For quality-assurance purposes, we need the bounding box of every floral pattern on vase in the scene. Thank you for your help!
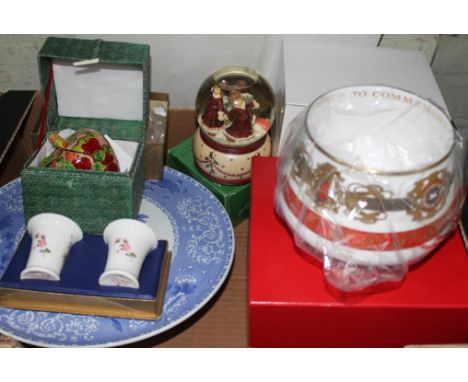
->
[33,233,51,254]
[114,238,137,258]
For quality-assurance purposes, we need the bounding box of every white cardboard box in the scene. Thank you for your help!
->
[273,41,448,153]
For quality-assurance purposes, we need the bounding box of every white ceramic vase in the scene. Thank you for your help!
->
[99,219,158,289]
[20,213,83,281]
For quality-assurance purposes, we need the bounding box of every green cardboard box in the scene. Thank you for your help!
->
[167,136,250,225]
[21,37,150,234]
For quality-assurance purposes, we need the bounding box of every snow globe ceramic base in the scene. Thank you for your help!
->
[21,213,83,281]
[99,219,158,289]
[193,66,275,185]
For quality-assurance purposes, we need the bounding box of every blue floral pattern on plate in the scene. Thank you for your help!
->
[0,167,234,347]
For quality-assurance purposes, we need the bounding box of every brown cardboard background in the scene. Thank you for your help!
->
[0,91,41,187]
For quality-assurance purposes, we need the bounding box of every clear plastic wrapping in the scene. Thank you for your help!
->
[275,86,467,292]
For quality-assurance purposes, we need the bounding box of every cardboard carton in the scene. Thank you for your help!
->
[275,42,448,153]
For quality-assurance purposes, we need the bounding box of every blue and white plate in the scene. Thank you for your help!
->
[0,167,235,347]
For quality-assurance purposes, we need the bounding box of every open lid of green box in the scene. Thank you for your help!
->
[38,37,150,141]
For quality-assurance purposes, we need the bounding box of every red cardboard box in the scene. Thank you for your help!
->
[248,157,468,347]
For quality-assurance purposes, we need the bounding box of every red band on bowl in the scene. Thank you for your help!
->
[282,183,459,251]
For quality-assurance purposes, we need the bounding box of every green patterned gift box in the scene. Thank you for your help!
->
[21,37,150,234]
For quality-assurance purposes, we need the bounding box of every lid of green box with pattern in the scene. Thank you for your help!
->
[38,37,150,141]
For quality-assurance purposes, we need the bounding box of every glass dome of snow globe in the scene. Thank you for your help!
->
[193,66,276,185]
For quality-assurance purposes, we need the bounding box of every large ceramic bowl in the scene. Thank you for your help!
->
[276,85,466,267]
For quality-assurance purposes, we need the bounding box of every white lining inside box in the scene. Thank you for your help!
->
[28,59,145,172]
[52,60,144,121]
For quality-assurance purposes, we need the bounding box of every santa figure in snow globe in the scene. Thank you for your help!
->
[193,66,275,185]
[199,85,226,132]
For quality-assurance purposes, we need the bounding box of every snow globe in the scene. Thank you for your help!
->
[193,66,275,185]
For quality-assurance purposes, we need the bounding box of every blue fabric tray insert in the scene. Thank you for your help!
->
[0,233,167,300]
